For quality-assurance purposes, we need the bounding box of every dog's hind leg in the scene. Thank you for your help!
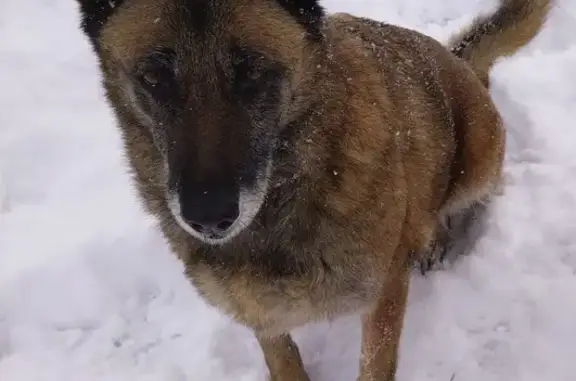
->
[415,67,506,274]
[416,197,492,274]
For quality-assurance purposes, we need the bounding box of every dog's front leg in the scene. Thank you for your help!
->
[357,256,411,381]
[257,333,311,381]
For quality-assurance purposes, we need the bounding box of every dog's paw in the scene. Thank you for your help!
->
[410,239,449,276]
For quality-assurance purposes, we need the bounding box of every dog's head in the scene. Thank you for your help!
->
[75,0,325,245]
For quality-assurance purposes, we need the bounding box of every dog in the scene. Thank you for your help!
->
[73,0,551,379]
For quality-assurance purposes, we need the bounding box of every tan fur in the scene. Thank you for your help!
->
[88,0,552,379]
[449,0,552,85]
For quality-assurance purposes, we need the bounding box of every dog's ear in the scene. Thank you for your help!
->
[275,0,325,40]
[74,0,124,46]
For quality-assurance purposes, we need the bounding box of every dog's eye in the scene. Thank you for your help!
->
[134,49,176,98]
[141,70,161,87]
[138,66,173,91]
[231,48,282,101]
[235,65,266,97]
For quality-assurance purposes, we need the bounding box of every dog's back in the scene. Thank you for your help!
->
[324,0,550,267]
[318,15,499,262]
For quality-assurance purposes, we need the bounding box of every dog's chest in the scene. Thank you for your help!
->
[188,245,386,336]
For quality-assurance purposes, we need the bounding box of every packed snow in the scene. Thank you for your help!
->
[1,0,575,380]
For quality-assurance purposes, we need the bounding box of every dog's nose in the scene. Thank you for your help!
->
[178,183,240,237]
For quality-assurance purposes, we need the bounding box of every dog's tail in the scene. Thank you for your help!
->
[449,0,552,86]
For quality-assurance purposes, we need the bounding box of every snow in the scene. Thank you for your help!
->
[1,0,575,380]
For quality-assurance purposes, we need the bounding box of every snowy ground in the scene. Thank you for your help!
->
[1,0,576,380]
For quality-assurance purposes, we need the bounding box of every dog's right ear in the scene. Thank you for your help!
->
[74,0,125,47]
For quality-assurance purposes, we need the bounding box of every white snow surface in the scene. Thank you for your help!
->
[1,0,576,380]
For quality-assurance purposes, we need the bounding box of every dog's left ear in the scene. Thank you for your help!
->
[275,0,325,40]
[74,0,125,47]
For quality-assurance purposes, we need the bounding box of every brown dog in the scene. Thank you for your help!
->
[74,0,551,379]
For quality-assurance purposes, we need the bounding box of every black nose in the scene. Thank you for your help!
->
[178,182,240,237]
